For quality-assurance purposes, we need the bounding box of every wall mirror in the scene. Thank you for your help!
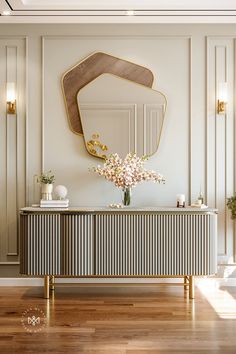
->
[61,52,154,135]
[77,73,167,159]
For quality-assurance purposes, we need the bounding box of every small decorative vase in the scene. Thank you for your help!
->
[41,183,53,201]
[121,187,132,206]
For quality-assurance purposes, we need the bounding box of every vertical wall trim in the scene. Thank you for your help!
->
[143,105,147,155]
[215,45,219,209]
[189,37,192,205]
[224,46,228,256]
[25,37,29,206]
[205,36,208,206]
[134,104,137,154]
[216,45,227,256]
[234,39,236,263]
[15,44,19,256]
[6,45,18,256]
[41,36,45,173]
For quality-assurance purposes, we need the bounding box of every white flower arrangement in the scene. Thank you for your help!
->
[92,152,165,188]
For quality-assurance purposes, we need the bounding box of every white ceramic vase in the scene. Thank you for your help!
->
[41,183,53,200]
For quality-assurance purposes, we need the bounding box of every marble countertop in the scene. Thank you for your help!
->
[20,206,218,213]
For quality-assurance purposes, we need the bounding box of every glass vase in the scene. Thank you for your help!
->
[121,187,132,206]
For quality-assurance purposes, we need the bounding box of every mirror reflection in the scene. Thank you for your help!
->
[77,74,167,159]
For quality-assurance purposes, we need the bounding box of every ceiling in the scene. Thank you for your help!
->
[1,0,236,23]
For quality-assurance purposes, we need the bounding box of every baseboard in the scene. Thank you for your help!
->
[0,276,236,286]
[197,277,236,287]
[0,277,44,286]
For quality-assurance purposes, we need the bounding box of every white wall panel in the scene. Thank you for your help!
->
[207,38,235,263]
[42,36,190,208]
[6,45,17,256]
[0,38,26,264]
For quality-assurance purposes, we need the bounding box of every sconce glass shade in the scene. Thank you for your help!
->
[218,82,228,102]
[6,82,16,114]
[7,82,16,102]
[217,82,227,114]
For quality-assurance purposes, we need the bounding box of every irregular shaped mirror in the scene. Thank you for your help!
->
[77,73,167,159]
[62,52,154,135]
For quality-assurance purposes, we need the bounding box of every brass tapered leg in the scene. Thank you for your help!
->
[44,276,50,299]
[189,276,194,299]
[50,276,55,291]
[184,276,188,291]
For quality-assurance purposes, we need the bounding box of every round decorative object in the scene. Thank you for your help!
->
[54,185,68,200]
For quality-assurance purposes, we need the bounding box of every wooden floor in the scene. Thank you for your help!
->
[0,284,236,353]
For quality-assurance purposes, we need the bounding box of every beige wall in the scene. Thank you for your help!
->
[0,24,235,277]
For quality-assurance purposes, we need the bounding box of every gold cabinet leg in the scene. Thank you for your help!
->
[184,276,188,291]
[189,276,195,299]
[44,276,50,299]
[50,276,55,291]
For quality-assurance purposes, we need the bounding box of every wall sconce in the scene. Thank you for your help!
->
[217,82,227,115]
[6,82,16,115]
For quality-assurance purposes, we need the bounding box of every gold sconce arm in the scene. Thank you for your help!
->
[217,100,226,115]
[7,100,16,115]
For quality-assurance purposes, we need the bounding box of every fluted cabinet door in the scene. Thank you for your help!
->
[61,214,94,276]
[95,213,217,276]
[20,214,61,275]
[20,213,95,276]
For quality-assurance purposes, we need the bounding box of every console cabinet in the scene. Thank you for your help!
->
[20,207,217,299]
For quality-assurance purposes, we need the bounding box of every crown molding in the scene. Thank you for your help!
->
[2,0,236,23]
[6,0,236,11]
[2,15,236,24]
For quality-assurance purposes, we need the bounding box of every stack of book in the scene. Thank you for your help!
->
[40,199,69,208]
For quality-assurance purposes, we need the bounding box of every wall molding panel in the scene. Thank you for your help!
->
[207,37,235,263]
[6,45,18,256]
[42,34,192,205]
[0,37,26,265]
[1,26,236,277]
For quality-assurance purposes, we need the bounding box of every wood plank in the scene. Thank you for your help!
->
[62,52,154,135]
[0,285,235,353]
